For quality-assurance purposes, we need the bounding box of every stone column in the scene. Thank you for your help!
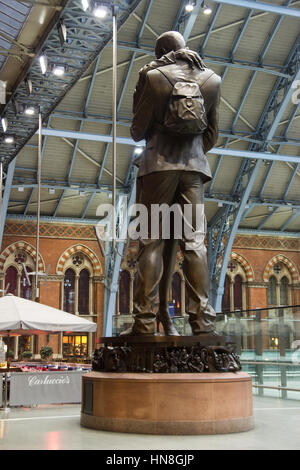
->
[60,280,64,310]
[242,282,246,309]
[17,272,21,296]
[129,273,134,314]
[89,278,93,315]
[88,331,93,358]
[181,278,185,315]
[58,332,63,358]
[230,278,234,312]
[276,280,281,306]
[14,337,18,360]
[75,274,79,315]
[241,282,247,349]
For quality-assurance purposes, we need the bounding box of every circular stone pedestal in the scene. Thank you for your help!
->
[81,371,254,435]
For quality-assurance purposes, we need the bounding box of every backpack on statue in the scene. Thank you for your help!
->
[158,67,208,136]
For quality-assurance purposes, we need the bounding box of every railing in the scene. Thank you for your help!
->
[112,305,300,400]
[218,305,300,400]
[241,360,300,400]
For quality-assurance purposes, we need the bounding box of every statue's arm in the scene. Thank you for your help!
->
[202,74,221,154]
[130,73,155,143]
[133,63,158,114]
[133,68,148,114]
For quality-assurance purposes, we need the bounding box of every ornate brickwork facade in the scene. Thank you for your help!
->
[1,220,299,358]
[3,221,98,240]
[0,219,104,360]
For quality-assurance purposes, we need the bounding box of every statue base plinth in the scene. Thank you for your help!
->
[81,371,254,435]
[92,335,241,373]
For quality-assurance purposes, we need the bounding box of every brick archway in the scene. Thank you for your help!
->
[263,254,299,283]
[0,241,45,271]
[230,252,254,282]
[56,244,102,275]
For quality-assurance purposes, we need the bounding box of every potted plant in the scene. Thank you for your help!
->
[22,350,33,360]
[40,346,53,362]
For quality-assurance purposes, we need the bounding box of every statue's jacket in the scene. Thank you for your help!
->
[131,49,221,183]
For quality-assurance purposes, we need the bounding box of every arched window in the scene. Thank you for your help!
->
[222,275,230,313]
[78,269,90,314]
[64,268,76,314]
[223,258,250,312]
[266,262,294,308]
[119,270,130,314]
[59,249,100,359]
[2,250,37,358]
[267,276,277,306]
[280,276,289,306]
[172,272,181,315]
[5,266,18,295]
[60,249,98,317]
[233,274,243,311]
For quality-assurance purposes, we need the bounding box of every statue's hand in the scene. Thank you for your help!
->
[175,48,204,70]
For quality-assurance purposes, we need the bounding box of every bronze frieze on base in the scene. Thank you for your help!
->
[92,335,241,374]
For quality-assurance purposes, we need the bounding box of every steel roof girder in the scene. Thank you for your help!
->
[0,159,16,249]
[182,1,202,42]
[80,0,153,192]
[210,0,300,17]
[280,208,300,230]
[103,178,137,336]
[209,36,300,311]
[28,127,300,163]
[200,3,222,54]
[0,0,145,168]
[257,207,278,230]
[116,42,291,78]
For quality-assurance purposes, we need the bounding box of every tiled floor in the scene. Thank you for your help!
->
[0,396,300,450]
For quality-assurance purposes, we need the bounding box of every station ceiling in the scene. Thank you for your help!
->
[0,0,300,236]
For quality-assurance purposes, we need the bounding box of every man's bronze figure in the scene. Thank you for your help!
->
[122,31,221,336]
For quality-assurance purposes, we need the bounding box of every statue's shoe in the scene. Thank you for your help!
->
[194,330,221,336]
[161,323,180,336]
[119,326,155,336]
[157,314,180,336]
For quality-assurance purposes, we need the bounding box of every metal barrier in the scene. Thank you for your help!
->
[241,360,300,400]
[1,370,89,407]
[1,372,9,410]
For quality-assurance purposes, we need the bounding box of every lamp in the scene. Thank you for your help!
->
[81,0,89,11]
[201,1,212,14]
[1,116,7,133]
[93,3,109,18]
[52,65,65,77]
[4,135,14,144]
[24,106,36,116]
[25,76,33,95]
[185,1,194,12]
[134,146,143,155]
[39,53,48,75]
[57,19,67,47]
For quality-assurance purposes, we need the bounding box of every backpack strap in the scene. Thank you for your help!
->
[157,67,177,87]
[158,66,215,90]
